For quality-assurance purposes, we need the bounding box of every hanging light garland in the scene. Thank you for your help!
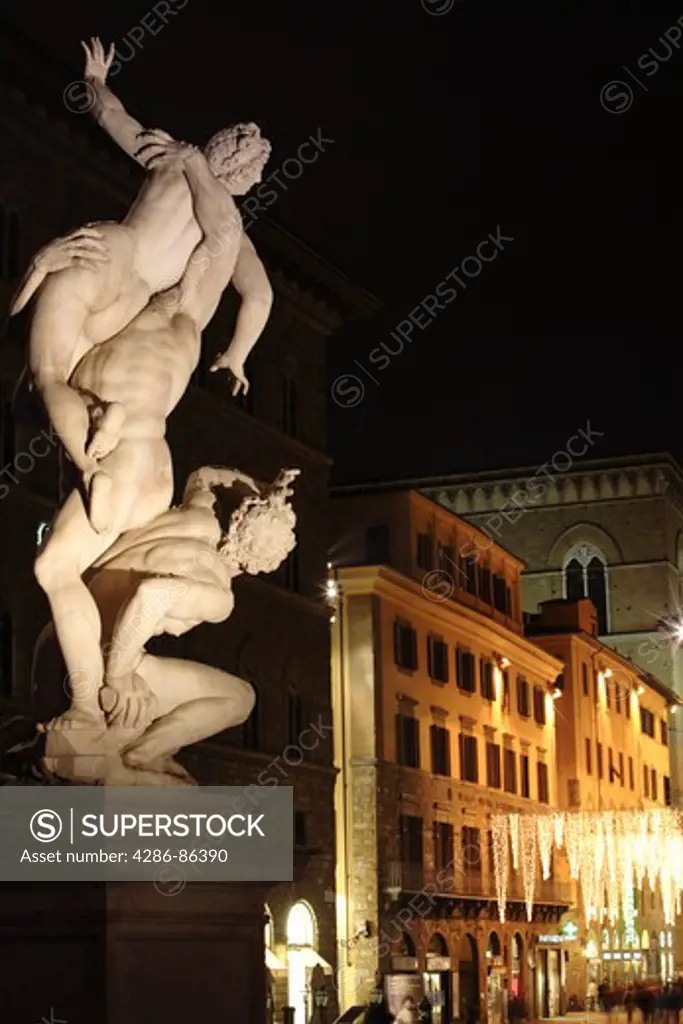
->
[553,811,564,849]
[491,814,509,923]
[537,815,554,881]
[490,808,683,926]
[509,813,520,871]
[519,815,537,922]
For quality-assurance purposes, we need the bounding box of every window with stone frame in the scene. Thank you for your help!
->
[503,746,517,793]
[430,723,451,776]
[533,685,546,725]
[537,760,549,804]
[394,620,418,671]
[396,710,420,768]
[480,658,495,701]
[563,542,609,634]
[459,732,478,783]
[427,635,449,683]
[456,648,476,693]
[433,821,454,873]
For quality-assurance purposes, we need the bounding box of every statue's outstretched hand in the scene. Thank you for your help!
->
[81,37,115,83]
[135,129,199,171]
[210,351,249,396]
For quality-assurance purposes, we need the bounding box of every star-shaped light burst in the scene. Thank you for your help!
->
[38,1009,66,1024]
[661,614,683,651]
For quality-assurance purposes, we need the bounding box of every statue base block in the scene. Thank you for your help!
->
[0,880,267,1023]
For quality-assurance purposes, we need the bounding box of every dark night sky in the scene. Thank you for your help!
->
[3,0,683,483]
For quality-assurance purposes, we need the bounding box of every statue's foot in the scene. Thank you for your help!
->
[87,402,125,460]
[88,470,113,533]
[41,707,105,732]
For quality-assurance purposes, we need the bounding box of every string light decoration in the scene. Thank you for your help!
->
[537,815,554,881]
[519,815,537,922]
[553,811,564,850]
[490,808,683,927]
[509,813,520,871]
[491,814,509,923]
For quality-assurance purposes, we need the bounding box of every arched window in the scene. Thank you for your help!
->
[0,610,13,697]
[427,932,448,957]
[397,930,416,957]
[587,557,608,633]
[511,933,523,997]
[565,558,584,602]
[563,543,609,633]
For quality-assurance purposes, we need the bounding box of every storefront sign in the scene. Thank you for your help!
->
[538,935,565,944]
[391,957,418,972]
[426,957,451,972]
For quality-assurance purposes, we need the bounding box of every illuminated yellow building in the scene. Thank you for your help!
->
[330,491,571,1022]
[528,598,681,995]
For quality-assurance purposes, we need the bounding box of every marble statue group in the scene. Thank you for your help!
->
[8,38,297,785]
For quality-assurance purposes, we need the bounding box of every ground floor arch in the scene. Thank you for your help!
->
[457,932,480,1024]
[287,900,317,1024]
[510,933,524,999]
[424,932,452,1024]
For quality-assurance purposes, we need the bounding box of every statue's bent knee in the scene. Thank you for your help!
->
[34,548,69,593]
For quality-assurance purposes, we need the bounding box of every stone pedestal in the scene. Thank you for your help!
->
[0,880,267,1023]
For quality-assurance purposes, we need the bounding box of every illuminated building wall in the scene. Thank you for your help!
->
[330,490,569,1019]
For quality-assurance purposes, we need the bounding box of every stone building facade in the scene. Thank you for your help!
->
[329,490,572,1022]
[0,20,378,1024]
[416,453,683,799]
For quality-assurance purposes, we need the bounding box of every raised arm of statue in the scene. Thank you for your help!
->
[209,235,273,394]
[135,130,273,394]
[82,38,149,165]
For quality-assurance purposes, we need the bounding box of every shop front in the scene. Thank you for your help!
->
[386,932,424,1017]
[423,933,452,1024]
[386,961,424,1016]
[486,933,505,1024]
[457,932,480,1024]
[535,937,564,1018]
